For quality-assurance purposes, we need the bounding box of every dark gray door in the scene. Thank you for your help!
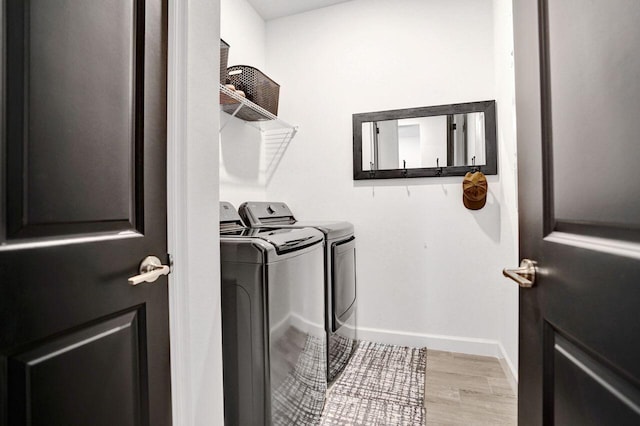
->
[0,1,170,425]
[513,0,640,424]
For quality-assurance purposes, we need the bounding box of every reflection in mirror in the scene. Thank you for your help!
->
[362,113,486,171]
[353,100,496,179]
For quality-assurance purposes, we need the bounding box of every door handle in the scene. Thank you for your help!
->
[503,259,537,288]
[128,256,171,286]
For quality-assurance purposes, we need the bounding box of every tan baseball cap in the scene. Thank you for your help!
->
[462,171,488,210]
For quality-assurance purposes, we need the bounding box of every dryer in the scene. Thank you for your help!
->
[238,201,357,382]
[219,202,327,425]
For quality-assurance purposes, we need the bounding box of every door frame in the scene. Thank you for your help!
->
[167,0,224,425]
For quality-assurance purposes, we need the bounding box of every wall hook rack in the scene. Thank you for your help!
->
[470,156,481,173]
[435,158,443,176]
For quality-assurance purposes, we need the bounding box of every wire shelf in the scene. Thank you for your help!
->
[219,83,298,134]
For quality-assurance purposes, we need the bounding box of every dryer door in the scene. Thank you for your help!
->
[331,236,357,332]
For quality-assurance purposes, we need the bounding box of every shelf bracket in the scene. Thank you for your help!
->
[220,103,244,132]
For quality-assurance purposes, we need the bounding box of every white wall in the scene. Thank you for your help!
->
[262,0,519,375]
[219,0,269,207]
[220,0,266,69]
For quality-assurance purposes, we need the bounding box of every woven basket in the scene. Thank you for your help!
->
[220,39,230,83]
[226,65,280,116]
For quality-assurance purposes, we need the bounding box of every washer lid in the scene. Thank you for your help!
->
[222,227,324,255]
[290,221,354,240]
[239,201,354,240]
[255,228,324,254]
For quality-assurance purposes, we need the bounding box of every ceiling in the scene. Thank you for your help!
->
[246,0,353,21]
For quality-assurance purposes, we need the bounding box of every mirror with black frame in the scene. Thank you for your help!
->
[353,100,497,179]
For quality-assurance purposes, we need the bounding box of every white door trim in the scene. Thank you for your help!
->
[167,0,223,424]
[167,0,191,423]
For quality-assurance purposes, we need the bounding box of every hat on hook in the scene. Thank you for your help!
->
[462,171,488,210]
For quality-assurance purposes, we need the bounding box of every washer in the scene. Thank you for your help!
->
[219,202,327,425]
[238,201,357,382]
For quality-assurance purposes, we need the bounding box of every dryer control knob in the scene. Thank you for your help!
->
[267,205,276,214]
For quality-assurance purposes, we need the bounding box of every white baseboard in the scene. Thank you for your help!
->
[355,326,518,390]
[355,326,502,356]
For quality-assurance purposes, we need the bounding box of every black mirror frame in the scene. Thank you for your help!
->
[352,100,497,180]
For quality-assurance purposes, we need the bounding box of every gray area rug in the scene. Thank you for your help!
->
[272,330,327,426]
[328,333,357,382]
[321,341,427,425]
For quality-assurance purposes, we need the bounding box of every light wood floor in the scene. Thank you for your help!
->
[424,350,517,425]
